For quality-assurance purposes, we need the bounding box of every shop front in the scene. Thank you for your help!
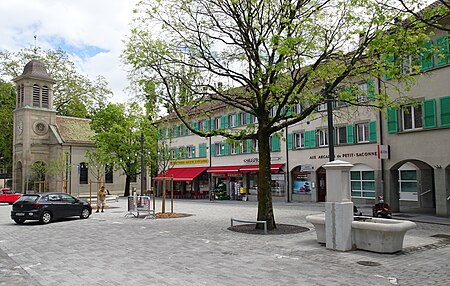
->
[155,167,209,198]
[291,164,316,202]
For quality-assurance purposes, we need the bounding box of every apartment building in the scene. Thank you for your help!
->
[156,23,449,217]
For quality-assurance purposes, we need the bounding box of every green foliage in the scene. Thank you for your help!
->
[0,47,112,118]
[89,103,157,194]
[0,80,15,169]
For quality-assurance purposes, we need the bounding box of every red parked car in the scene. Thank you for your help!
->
[0,188,21,204]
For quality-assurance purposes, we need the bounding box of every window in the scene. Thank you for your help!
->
[317,103,327,111]
[318,129,328,147]
[105,165,113,183]
[198,121,204,131]
[214,142,227,156]
[229,114,236,127]
[238,112,246,125]
[351,170,375,198]
[357,82,368,102]
[250,114,258,124]
[356,122,369,143]
[60,194,76,203]
[336,126,347,145]
[215,117,221,129]
[399,163,418,201]
[401,55,420,74]
[402,104,423,130]
[231,141,240,154]
[33,84,40,107]
[294,132,304,149]
[186,146,195,158]
[42,86,49,108]
[79,162,88,184]
[250,139,258,153]
[292,104,302,114]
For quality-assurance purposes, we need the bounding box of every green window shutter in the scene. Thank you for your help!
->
[308,130,316,148]
[235,113,239,126]
[224,116,229,128]
[387,108,398,133]
[367,79,376,100]
[347,125,354,144]
[420,40,434,70]
[182,124,187,136]
[191,146,196,158]
[423,99,437,128]
[220,116,225,129]
[210,143,215,157]
[246,113,251,124]
[204,120,209,132]
[175,147,179,159]
[440,96,450,127]
[384,54,395,80]
[436,36,449,66]
[210,118,215,130]
[175,125,180,137]
[369,121,377,142]
[224,143,229,155]
[304,131,310,149]
[271,136,280,152]
[235,141,241,154]
[193,122,198,131]
[199,144,206,158]
[246,139,252,153]
[286,107,292,117]
[287,133,293,150]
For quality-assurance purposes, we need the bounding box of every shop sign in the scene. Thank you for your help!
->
[377,145,390,159]
[243,158,259,163]
[271,174,284,181]
[309,151,377,160]
[173,159,209,165]
[300,164,314,172]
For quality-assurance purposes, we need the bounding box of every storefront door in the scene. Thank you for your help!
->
[317,169,326,202]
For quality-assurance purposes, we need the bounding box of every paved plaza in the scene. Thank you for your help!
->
[0,198,449,286]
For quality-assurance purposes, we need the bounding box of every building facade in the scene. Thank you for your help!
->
[12,60,139,196]
[156,27,450,217]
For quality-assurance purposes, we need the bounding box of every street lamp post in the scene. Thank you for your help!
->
[325,82,335,162]
[140,132,145,195]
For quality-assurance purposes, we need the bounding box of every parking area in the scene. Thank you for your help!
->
[1,198,449,286]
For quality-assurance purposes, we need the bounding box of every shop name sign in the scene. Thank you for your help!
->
[173,159,209,165]
[243,157,281,163]
[309,151,377,160]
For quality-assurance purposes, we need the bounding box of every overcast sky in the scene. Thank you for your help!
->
[0,0,139,103]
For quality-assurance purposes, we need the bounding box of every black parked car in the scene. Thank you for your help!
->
[11,192,92,224]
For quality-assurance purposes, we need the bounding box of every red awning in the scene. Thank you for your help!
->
[155,167,207,181]
[207,164,284,174]
[239,164,284,173]
[206,165,242,173]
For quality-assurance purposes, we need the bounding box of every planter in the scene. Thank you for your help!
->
[305,214,416,253]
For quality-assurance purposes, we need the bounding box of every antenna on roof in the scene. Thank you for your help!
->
[34,35,37,58]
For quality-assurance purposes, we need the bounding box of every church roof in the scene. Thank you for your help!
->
[13,59,56,83]
[55,116,95,144]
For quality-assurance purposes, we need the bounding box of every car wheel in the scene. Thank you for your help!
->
[40,211,52,224]
[80,208,90,219]
[14,218,25,224]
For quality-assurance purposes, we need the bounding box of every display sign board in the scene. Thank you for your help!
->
[377,145,390,159]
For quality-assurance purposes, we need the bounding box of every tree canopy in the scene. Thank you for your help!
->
[123,0,432,229]
[0,80,15,171]
[89,102,156,196]
[0,47,112,118]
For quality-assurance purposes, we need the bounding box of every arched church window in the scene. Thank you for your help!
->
[42,86,49,108]
[33,84,40,107]
[79,162,88,184]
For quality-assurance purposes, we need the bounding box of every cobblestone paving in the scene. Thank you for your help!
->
[0,200,449,286]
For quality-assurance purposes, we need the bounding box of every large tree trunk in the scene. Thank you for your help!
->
[257,130,276,230]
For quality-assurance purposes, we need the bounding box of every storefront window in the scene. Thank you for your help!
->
[350,170,375,198]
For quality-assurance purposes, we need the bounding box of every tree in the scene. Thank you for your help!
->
[89,103,156,196]
[0,47,112,118]
[123,0,430,230]
[0,80,15,172]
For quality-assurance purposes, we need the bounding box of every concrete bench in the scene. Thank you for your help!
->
[230,218,267,234]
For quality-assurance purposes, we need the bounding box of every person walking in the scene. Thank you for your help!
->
[96,186,108,213]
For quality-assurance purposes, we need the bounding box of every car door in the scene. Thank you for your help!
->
[47,194,65,219]
[60,194,82,217]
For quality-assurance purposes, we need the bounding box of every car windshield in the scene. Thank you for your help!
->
[15,195,39,203]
